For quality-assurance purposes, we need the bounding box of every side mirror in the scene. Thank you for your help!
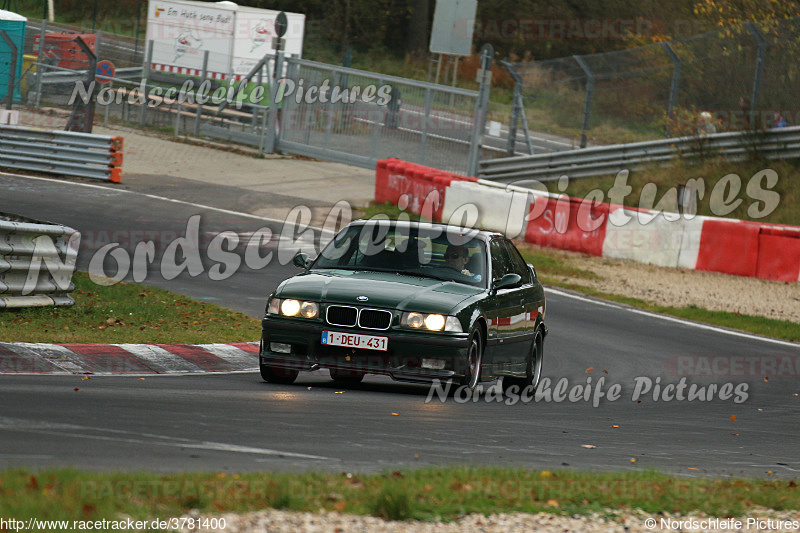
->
[493,273,522,290]
[293,252,311,269]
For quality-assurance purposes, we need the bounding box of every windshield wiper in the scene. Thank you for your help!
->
[401,268,453,282]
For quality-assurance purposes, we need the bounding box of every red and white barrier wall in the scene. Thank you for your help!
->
[375,159,800,283]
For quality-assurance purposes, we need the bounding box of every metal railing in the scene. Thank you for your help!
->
[0,125,123,182]
[0,214,80,308]
[39,66,143,85]
[479,126,800,183]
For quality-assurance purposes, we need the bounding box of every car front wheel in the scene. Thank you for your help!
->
[460,326,484,391]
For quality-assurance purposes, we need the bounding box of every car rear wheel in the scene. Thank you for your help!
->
[529,329,544,391]
[461,326,483,391]
[329,369,365,384]
[502,328,544,395]
[260,361,299,384]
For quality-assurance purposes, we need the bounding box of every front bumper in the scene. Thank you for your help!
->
[261,316,471,383]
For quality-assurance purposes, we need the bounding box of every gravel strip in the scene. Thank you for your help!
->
[177,508,800,532]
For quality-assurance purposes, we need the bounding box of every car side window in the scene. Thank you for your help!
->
[503,239,532,284]
[490,239,512,281]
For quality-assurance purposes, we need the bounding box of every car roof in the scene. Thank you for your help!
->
[346,219,505,241]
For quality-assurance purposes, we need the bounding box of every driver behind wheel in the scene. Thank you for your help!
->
[444,245,472,276]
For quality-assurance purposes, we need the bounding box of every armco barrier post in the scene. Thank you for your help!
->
[466,45,493,178]
[34,19,47,110]
[574,55,594,149]
[194,50,209,137]
[140,41,152,128]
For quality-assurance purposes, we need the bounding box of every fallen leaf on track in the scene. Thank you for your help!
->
[585,367,594,374]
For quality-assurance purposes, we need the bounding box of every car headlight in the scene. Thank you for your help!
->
[281,299,301,316]
[267,298,320,319]
[405,312,425,329]
[300,301,319,318]
[401,312,462,332]
[424,314,445,331]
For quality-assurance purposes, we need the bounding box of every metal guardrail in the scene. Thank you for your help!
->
[0,214,80,308]
[39,67,144,85]
[0,125,123,182]
[479,126,800,182]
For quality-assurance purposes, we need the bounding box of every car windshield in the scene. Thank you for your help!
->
[312,223,488,288]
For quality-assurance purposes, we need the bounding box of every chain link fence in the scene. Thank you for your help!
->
[276,57,480,172]
[509,16,800,149]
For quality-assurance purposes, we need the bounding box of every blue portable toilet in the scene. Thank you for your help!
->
[0,10,26,103]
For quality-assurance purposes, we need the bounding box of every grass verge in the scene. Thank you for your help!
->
[541,158,800,226]
[547,281,800,342]
[0,272,260,344]
[1,467,797,524]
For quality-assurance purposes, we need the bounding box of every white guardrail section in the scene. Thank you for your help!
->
[479,126,800,182]
[0,126,123,182]
[0,214,80,308]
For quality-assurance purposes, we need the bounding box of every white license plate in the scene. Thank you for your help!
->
[321,331,388,351]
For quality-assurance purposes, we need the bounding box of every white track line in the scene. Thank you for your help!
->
[0,172,337,235]
[0,416,329,460]
[546,287,800,348]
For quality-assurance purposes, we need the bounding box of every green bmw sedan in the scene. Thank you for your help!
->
[260,219,547,391]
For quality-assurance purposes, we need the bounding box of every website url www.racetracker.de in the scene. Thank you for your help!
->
[0,517,226,531]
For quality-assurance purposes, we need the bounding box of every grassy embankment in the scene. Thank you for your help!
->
[541,158,800,226]
[1,467,798,523]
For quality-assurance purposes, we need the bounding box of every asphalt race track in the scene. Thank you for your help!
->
[1,173,799,478]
